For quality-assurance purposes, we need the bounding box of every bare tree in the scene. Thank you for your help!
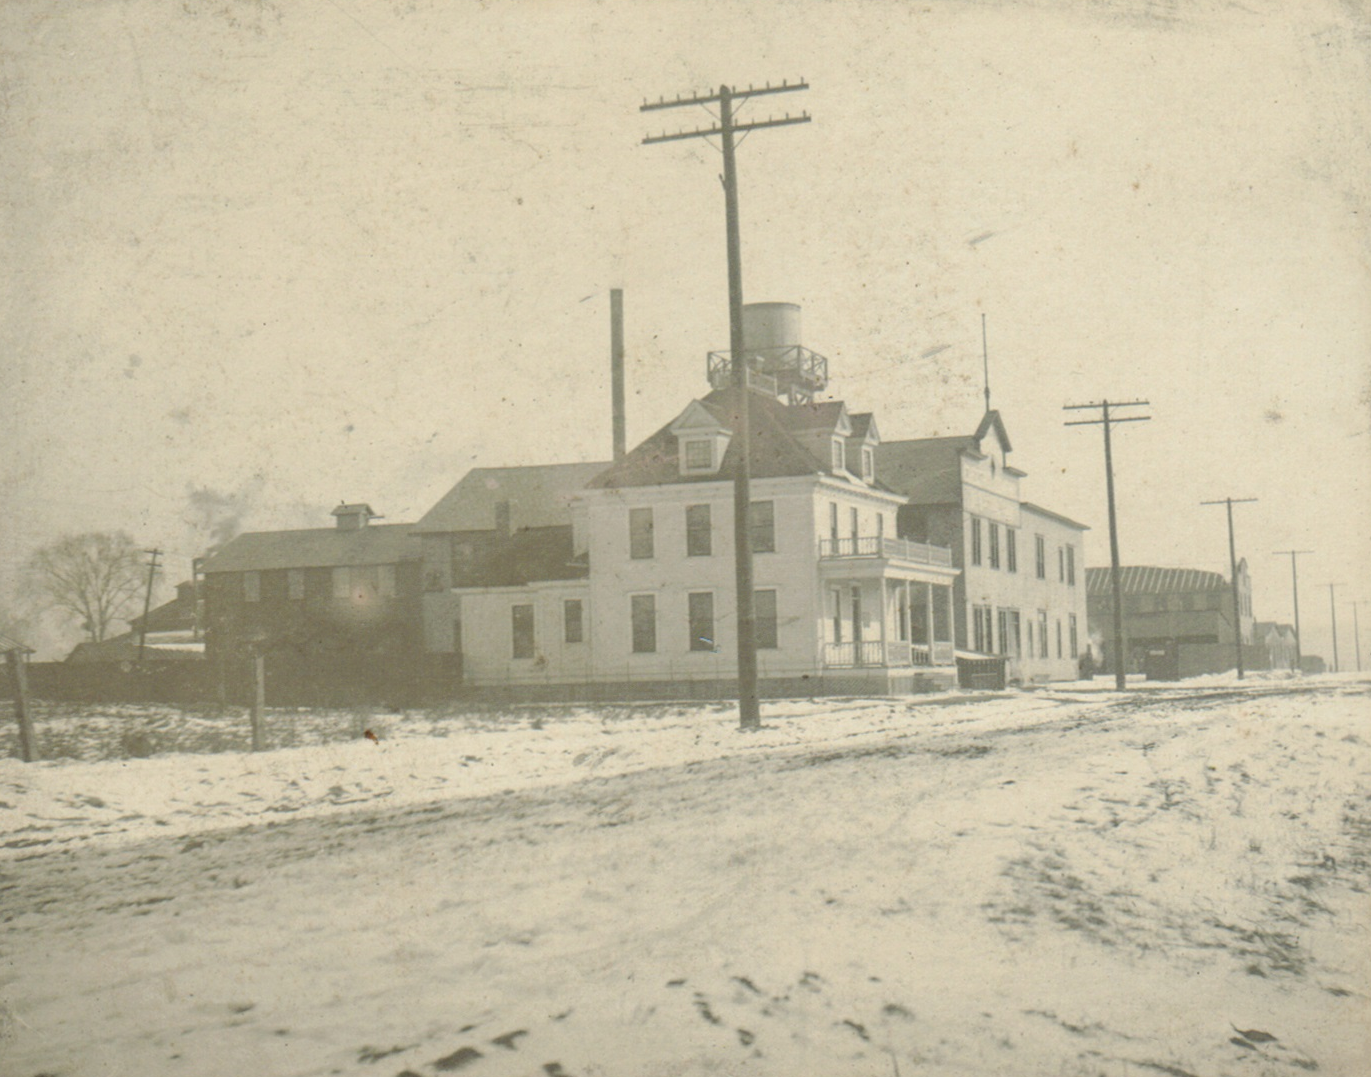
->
[24,532,147,643]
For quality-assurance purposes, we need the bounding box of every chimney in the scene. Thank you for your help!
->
[332,503,378,531]
[611,288,626,462]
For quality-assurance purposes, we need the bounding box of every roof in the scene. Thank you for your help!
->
[66,632,205,664]
[877,436,977,504]
[974,409,1013,453]
[589,388,843,489]
[130,582,198,634]
[415,461,610,534]
[201,523,419,574]
[1085,565,1228,596]
[452,525,587,587]
[0,632,33,655]
[1020,501,1090,531]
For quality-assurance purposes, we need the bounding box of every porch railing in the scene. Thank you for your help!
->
[823,640,955,668]
[818,536,953,567]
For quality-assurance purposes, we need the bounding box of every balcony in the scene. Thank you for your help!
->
[822,640,956,668]
[818,536,953,568]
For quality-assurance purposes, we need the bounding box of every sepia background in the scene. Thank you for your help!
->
[2,0,1368,662]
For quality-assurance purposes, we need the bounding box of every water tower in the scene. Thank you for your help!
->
[707,302,829,405]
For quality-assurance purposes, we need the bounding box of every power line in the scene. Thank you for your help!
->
[1199,497,1257,679]
[1064,399,1151,690]
[641,79,809,732]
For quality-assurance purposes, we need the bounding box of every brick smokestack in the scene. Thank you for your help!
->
[611,288,626,462]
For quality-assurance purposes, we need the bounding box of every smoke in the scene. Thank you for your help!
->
[184,479,265,557]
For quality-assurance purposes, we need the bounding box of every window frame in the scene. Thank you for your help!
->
[685,504,712,557]
[629,507,654,560]
[989,522,1001,570]
[511,603,535,660]
[688,591,715,652]
[755,589,779,649]
[750,500,776,553]
[1034,534,1046,580]
[683,438,713,471]
[564,598,583,644]
[1006,528,1017,573]
[970,516,983,567]
[630,593,657,654]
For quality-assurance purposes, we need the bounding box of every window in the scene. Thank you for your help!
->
[1058,546,1066,582]
[750,500,775,553]
[997,609,1021,657]
[1069,614,1079,659]
[685,504,712,557]
[564,599,583,644]
[287,569,305,601]
[861,446,874,481]
[829,502,839,542]
[1056,619,1063,659]
[755,589,778,649]
[849,506,859,541]
[378,564,397,598]
[973,604,994,653]
[631,594,656,653]
[629,507,654,559]
[989,523,1001,569]
[1066,545,1077,586]
[688,592,714,651]
[832,438,846,472]
[244,571,261,603]
[684,439,712,470]
[970,516,983,566]
[332,567,349,599]
[1038,610,1049,658]
[511,604,535,659]
[1006,529,1017,573]
[1035,534,1046,579]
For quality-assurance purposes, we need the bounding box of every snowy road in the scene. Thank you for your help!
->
[2,679,1368,1076]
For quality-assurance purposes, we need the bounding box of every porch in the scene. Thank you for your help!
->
[819,545,958,671]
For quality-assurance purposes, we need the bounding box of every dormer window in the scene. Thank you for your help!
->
[832,438,846,473]
[684,439,713,471]
[862,446,874,482]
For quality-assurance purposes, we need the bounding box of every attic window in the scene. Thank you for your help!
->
[832,438,846,473]
[684,439,713,471]
[862,446,874,482]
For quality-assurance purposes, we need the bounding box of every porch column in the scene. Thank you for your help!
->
[925,581,935,649]
[879,579,889,665]
[904,580,912,642]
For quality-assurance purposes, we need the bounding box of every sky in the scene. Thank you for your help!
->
[2,0,1368,661]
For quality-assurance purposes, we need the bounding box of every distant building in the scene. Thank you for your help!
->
[65,581,205,664]
[1252,621,1298,672]
[879,412,1090,684]
[200,504,422,702]
[1085,563,1259,678]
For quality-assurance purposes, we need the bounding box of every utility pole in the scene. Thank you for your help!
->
[1272,550,1311,671]
[1200,497,1257,679]
[1328,583,1341,673]
[1065,399,1151,690]
[641,80,810,731]
[137,548,162,663]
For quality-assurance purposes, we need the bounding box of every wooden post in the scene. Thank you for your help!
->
[250,652,266,752]
[7,649,36,763]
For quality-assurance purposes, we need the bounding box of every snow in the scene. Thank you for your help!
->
[2,676,1368,1077]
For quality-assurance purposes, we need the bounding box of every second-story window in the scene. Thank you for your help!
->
[244,571,261,603]
[989,523,1001,569]
[629,507,654,559]
[685,504,712,557]
[849,506,859,542]
[970,516,983,566]
[1058,546,1066,582]
[1006,529,1017,573]
[1066,545,1077,586]
[1035,534,1046,579]
[829,502,839,542]
[287,569,305,601]
[750,500,775,553]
